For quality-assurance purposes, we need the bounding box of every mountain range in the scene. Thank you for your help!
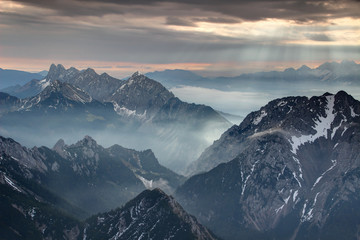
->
[85,188,218,240]
[0,135,185,217]
[2,61,359,98]
[0,64,231,173]
[146,60,360,91]
[176,90,360,239]
[1,62,360,239]
[0,68,44,89]
[0,134,217,239]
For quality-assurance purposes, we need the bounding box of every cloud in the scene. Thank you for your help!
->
[166,16,196,26]
[192,16,240,24]
[1,0,359,75]
[9,0,360,22]
[305,33,334,41]
[170,86,275,116]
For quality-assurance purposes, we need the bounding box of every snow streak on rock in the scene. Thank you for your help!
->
[290,95,335,154]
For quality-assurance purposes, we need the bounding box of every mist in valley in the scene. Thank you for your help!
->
[0,113,228,174]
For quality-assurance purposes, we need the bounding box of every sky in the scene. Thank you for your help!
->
[0,0,360,77]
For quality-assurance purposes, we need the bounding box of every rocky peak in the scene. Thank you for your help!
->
[75,135,98,148]
[42,80,92,103]
[85,188,218,240]
[45,64,80,83]
[19,80,94,111]
[110,73,175,116]
[52,139,68,159]
[46,64,66,80]
[131,71,142,78]
[127,71,151,85]
[178,90,360,239]
[189,91,360,175]
[0,136,47,172]
[53,138,65,150]
[43,64,123,102]
[82,68,97,77]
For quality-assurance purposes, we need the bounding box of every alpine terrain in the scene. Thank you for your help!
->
[0,151,214,240]
[85,188,218,240]
[0,64,231,173]
[0,135,183,218]
[177,91,360,240]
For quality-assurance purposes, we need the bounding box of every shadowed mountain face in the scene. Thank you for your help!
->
[0,92,21,115]
[0,140,214,240]
[176,91,360,240]
[0,64,231,173]
[0,135,184,218]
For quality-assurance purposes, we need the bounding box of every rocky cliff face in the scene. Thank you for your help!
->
[0,92,21,114]
[45,64,123,101]
[110,72,175,118]
[177,91,360,240]
[85,188,218,240]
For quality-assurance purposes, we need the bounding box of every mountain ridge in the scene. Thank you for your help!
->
[0,135,184,217]
[0,64,231,173]
[145,60,360,91]
[176,90,360,240]
[85,188,218,240]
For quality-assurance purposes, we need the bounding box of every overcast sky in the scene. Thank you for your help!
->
[1,0,359,77]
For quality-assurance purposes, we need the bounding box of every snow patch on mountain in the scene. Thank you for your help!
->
[350,106,359,117]
[241,159,260,195]
[40,78,50,90]
[112,101,147,119]
[290,95,335,154]
[253,110,267,125]
[312,159,337,190]
[3,174,22,192]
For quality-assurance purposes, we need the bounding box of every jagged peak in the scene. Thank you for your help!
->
[131,71,143,78]
[48,63,65,73]
[53,138,66,150]
[36,80,93,103]
[83,68,97,75]
[68,67,79,73]
[74,135,98,148]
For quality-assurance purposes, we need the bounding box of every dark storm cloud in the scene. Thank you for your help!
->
[10,0,360,22]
